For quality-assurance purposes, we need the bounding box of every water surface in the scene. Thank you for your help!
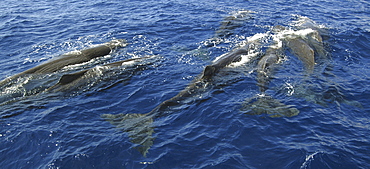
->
[0,0,369,168]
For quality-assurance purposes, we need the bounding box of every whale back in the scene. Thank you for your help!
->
[79,45,111,59]
[286,37,315,71]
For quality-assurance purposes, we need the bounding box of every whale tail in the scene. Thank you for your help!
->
[101,113,154,157]
[241,95,299,118]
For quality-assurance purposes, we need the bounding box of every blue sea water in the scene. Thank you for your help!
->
[1,0,369,168]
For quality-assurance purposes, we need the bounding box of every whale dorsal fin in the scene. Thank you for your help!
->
[58,70,89,85]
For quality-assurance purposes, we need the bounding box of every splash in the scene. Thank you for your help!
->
[300,151,323,169]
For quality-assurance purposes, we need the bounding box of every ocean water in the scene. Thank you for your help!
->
[0,0,369,168]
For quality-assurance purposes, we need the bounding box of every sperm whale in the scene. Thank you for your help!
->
[0,39,127,87]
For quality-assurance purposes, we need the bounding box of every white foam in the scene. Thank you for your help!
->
[212,52,228,63]
[62,50,82,56]
[120,60,137,66]
[229,10,255,19]
[291,15,311,26]
[61,55,112,71]
[212,32,268,67]
[247,32,269,42]
[273,28,316,40]
[105,39,128,48]
[300,151,322,169]
[90,66,106,76]
[1,76,31,95]
[228,52,258,67]
[291,14,327,30]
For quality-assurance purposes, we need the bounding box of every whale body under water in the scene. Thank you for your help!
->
[45,56,158,93]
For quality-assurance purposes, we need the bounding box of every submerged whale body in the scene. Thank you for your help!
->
[101,47,250,156]
[46,56,158,93]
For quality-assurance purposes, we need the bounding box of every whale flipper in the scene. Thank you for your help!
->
[101,113,154,157]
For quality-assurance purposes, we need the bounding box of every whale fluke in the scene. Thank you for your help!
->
[101,113,154,157]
